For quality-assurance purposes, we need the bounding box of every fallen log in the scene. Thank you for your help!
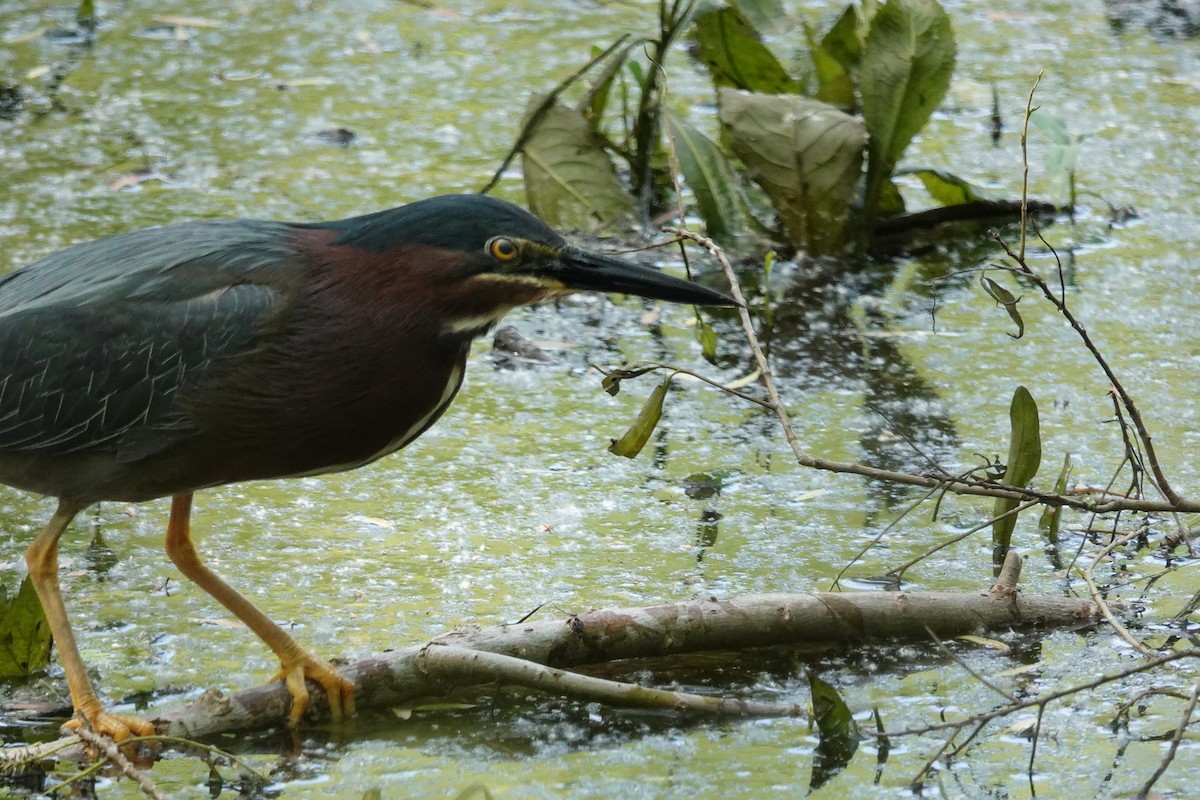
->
[154,552,1106,738]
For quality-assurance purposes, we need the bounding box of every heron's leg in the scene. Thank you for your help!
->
[163,493,355,727]
[25,500,156,741]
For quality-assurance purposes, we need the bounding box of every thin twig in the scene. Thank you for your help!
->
[478,34,633,195]
[665,227,1200,515]
[71,727,167,800]
[909,722,964,790]
[1079,527,1157,657]
[1137,678,1200,799]
[592,361,773,410]
[1018,71,1041,263]
[924,625,1016,703]
[887,649,1200,739]
[885,498,1042,580]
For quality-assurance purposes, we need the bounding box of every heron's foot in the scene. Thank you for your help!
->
[64,707,157,742]
[271,650,356,727]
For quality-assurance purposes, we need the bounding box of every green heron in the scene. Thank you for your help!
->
[1,193,733,741]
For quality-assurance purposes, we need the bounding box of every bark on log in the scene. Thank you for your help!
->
[154,580,1106,738]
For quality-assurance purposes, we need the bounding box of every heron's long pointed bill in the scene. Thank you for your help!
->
[558,246,738,307]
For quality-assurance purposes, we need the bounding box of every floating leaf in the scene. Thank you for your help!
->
[809,672,860,791]
[521,97,632,230]
[992,386,1042,571]
[981,274,1024,339]
[664,110,746,243]
[608,378,671,458]
[860,0,956,224]
[718,89,866,253]
[0,577,53,679]
[690,7,800,94]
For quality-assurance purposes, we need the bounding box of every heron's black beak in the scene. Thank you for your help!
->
[556,246,738,307]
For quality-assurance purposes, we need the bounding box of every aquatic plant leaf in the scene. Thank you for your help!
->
[665,110,745,243]
[732,0,786,32]
[981,274,1024,339]
[820,4,866,72]
[1038,453,1072,566]
[805,21,855,108]
[809,671,860,791]
[718,88,866,253]
[992,385,1042,570]
[608,378,670,458]
[695,316,718,364]
[860,0,955,223]
[580,39,639,125]
[521,97,632,230]
[691,7,800,94]
[0,577,52,679]
[905,168,991,206]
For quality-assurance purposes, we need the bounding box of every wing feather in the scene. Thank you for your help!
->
[0,220,300,457]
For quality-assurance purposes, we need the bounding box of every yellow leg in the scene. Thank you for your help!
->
[25,501,157,741]
[163,493,355,727]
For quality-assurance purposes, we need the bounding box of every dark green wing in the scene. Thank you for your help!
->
[0,220,298,459]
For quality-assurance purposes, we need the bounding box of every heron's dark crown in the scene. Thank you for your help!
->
[304,194,565,255]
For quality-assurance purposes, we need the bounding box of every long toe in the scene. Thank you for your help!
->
[64,708,157,742]
[272,651,355,727]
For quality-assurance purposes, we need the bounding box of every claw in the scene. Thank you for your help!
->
[271,650,355,727]
[64,707,157,742]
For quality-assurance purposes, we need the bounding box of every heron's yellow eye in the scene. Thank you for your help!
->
[487,237,519,262]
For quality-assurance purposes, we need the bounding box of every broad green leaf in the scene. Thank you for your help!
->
[981,274,1024,339]
[904,168,991,206]
[820,4,866,72]
[1039,453,1072,557]
[732,0,786,32]
[0,577,53,679]
[608,378,670,458]
[521,97,633,229]
[718,88,867,253]
[809,672,860,791]
[581,42,635,125]
[860,0,956,225]
[992,386,1042,570]
[664,110,745,243]
[691,7,800,94]
[695,317,718,364]
[805,21,855,108]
